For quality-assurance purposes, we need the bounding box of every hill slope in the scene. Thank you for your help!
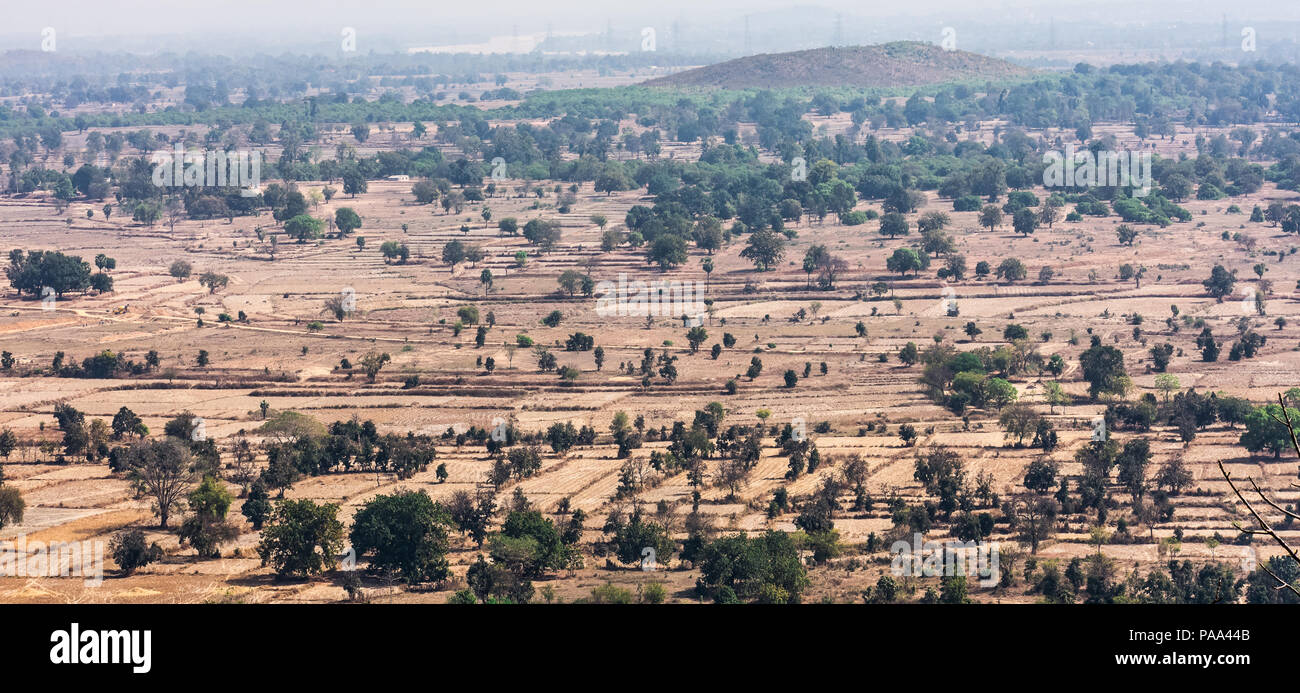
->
[642,42,1033,89]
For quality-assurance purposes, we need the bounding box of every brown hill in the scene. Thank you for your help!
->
[642,41,1033,89]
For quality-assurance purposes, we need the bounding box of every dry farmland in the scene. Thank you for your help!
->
[2,91,1299,604]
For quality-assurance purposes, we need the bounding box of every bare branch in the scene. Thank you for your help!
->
[1247,477,1300,522]
[1217,459,1300,598]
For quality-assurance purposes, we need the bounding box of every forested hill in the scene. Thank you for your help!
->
[642,42,1034,89]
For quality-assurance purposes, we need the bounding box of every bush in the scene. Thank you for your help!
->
[696,531,808,603]
[641,582,668,604]
[590,582,634,604]
[110,529,163,575]
[840,210,869,225]
[447,589,477,604]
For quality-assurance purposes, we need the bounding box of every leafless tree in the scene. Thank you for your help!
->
[1218,393,1300,597]
[1009,492,1058,554]
[125,438,196,529]
[227,435,257,495]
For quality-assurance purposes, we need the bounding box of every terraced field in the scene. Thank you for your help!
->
[1,99,1298,605]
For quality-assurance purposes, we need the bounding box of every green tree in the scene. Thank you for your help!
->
[283,214,324,242]
[1202,264,1235,300]
[257,499,346,578]
[0,486,24,531]
[784,370,798,388]
[1023,458,1058,493]
[1117,224,1139,246]
[978,205,1003,231]
[334,207,362,236]
[686,326,708,353]
[341,167,367,197]
[242,479,273,529]
[696,531,809,604]
[361,352,391,382]
[996,258,1027,282]
[198,272,229,294]
[169,260,192,281]
[557,269,587,296]
[178,475,239,558]
[1154,373,1180,401]
[1044,381,1068,413]
[1012,207,1038,236]
[740,228,786,271]
[899,341,919,366]
[878,212,910,239]
[0,429,16,461]
[465,554,533,603]
[1240,404,1300,459]
[609,510,675,568]
[645,234,687,270]
[442,239,466,266]
[1197,327,1220,362]
[490,509,565,579]
[412,180,439,204]
[1115,438,1152,499]
[1079,343,1128,400]
[886,247,926,277]
[351,490,453,585]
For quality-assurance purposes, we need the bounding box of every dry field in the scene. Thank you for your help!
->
[1,107,1298,604]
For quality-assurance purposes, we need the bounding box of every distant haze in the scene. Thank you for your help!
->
[1,0,1297,58]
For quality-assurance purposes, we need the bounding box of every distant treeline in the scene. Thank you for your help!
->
[2,60,1299,143]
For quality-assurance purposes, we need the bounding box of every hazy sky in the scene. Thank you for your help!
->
[6,0,1298,40]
